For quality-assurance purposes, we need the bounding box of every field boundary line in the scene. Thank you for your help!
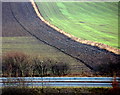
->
[9,2,95,72]
[30,0,120,54]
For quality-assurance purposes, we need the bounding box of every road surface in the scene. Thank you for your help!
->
[0,77,120,87]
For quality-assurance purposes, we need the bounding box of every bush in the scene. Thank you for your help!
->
[51,62,70,76]
[97,61,120,76]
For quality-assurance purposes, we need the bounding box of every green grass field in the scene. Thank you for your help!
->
[36,2,118,49]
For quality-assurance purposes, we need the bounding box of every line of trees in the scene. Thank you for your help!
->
[2,52,70,77]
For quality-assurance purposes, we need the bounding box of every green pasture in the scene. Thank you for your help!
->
[2,37,92,75]
[36,2,119,48]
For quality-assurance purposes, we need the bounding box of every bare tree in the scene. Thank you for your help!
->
[51,62,70,76]
[32,57,50,77]
[2,52,18,77]
[2,52,30,77]
[2,52,70,77]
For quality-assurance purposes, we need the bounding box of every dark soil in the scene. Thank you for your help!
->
[2,1,120,74]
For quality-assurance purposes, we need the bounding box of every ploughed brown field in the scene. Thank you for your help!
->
[2,1,120,76]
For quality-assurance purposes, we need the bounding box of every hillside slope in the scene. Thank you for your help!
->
[3,2,93,75]
[36,2,119,50]
[2,1,119,73]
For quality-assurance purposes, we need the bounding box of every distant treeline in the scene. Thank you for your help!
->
[2,52,70,77]
[2,52,120,77]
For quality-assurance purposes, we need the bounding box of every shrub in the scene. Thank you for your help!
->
[51,62,70,76]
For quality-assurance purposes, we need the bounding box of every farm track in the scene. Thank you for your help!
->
[2,1,120,71]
